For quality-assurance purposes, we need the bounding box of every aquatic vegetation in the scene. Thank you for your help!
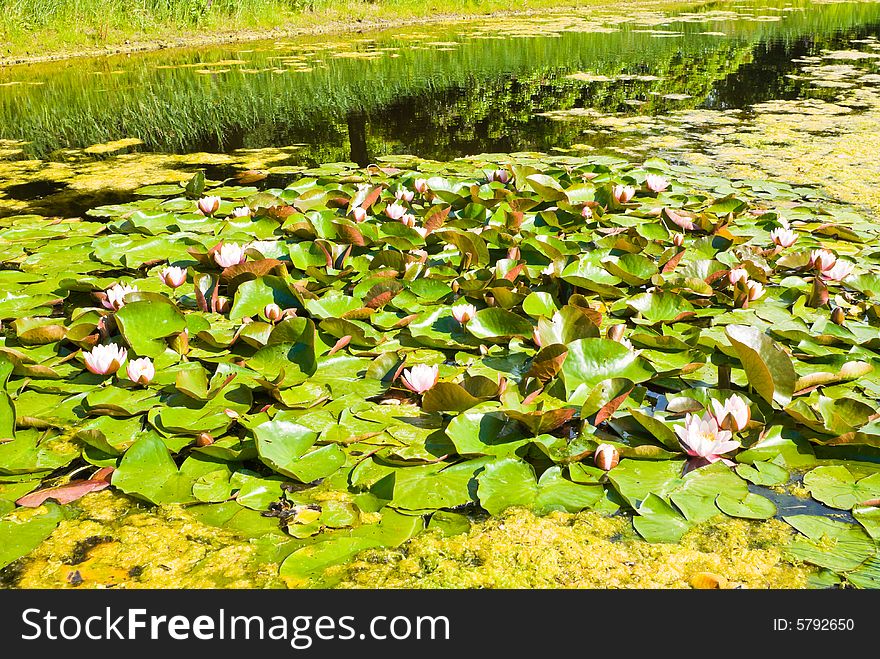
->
[2,146,880,589]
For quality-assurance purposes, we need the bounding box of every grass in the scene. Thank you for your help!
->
[0,0,618,61]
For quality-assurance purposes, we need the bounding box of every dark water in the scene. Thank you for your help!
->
[2,0,880,169]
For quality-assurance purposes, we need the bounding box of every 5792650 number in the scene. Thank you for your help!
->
[774,619,855,631]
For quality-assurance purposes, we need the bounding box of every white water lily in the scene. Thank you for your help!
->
[103,282,137,311]
[84,344,127,376]
[414,178,429,194]
[230,206,251,218]
[400,363,439,394]
[352,207,367,222]
[126,357,155,385]
[214,243,245,268]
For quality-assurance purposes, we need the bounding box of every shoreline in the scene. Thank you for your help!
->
[0,1,673,68]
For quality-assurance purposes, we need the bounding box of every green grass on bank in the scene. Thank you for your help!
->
[0,0,611,60]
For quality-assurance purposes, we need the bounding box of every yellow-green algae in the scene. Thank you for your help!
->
[331,508,811,589]
[10,491,285,589]
[8,493,812,589]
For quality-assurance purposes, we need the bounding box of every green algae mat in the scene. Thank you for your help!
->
[2,151,880,588]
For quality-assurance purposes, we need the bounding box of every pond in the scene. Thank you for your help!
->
[2,0,880,589]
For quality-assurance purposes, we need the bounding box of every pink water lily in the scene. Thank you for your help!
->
[103,282,137,311]
[214,243,245,268]
[581,205,593,219]
[401,213,417,228]
[809,249,837,273]
[728,267,748,286]
[352,207,367,223]
[594,443,620,471]
[709,395,751,432]
[197,196,221,216]
[770,227,797,248]
[385,202,407,220]
[674,412,740,465]
[126,357,155,385]
[452,304,477,324]
[84,344,127,376]
[822,260,854,282]
[645,174,669,193]
[673,233,685,247]
[158,266,187,289]
[264,303,283,322]
[488,169,511,184]
[612,184,636,204]
[414,178,429,194]
[746,280,765,301]
[401,363,439,394]
[395,188,415,202]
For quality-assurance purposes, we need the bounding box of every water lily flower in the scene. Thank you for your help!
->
[488,169,511,184]
[395,188,415,202]
[809,249,837,273]
[645,174,669,193]
[126,357,155,385]
[385,202,407,220]
[231,206,251,218]
[158,266,187,289]
[414,226,428,238]
[612,184,636,204]
[197,196,221,216]
[414,178,429,194]
[594,444,620,471]
[581,205,593,219]
[709,395,751,432]
[746,280,765,301]
[103,282,137,311]
[728,267,749,286]
[832,307,846,325]
[822,260,854,282]
[533,327,543,347]
[674,412,740,466]
[400,363,439,394]
[264,303,282,322]
[215,296,231,313]
[84,344,127,376]
[352,207,367,223]
[401,213,417,228]
[770,227,797,248]
[673,233,685,247]
[214,242,245,268]
[452,304,477,324]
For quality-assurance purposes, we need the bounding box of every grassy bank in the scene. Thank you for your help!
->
[0,0,625,63]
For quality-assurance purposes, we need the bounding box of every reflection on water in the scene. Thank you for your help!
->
[1,0,880,167]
